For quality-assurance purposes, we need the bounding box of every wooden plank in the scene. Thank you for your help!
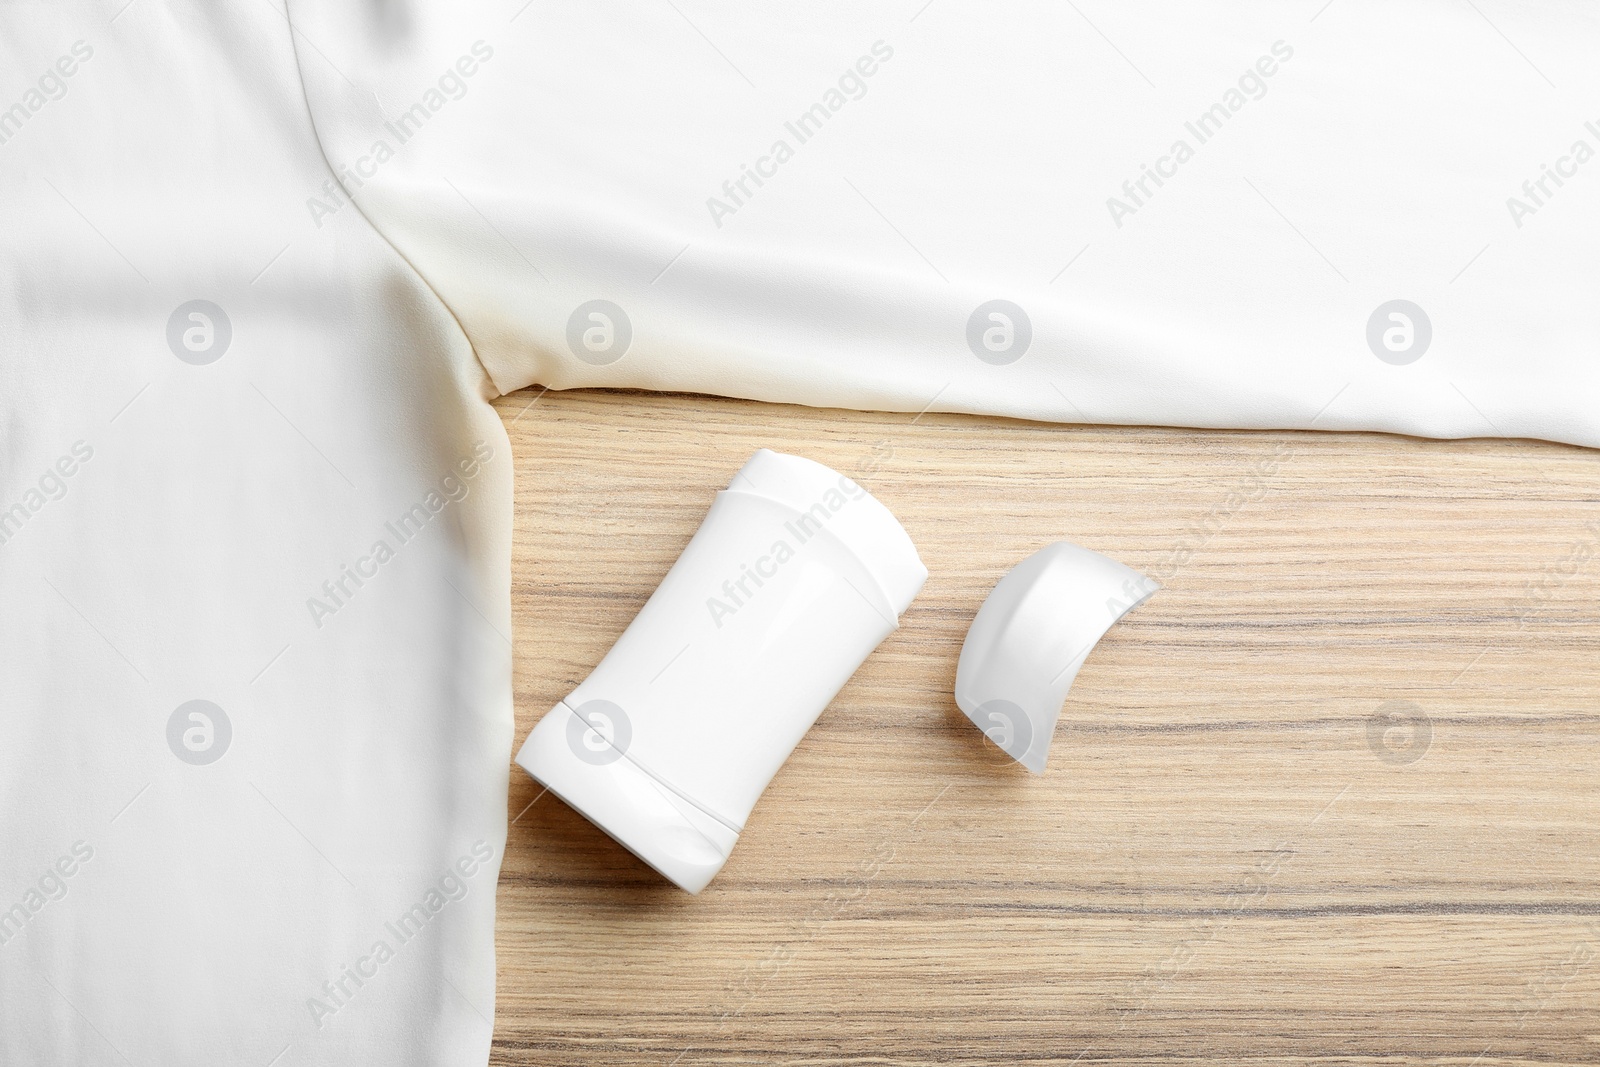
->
[492,386,1600,1066]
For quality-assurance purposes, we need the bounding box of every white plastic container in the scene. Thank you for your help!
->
[515,449,926,893]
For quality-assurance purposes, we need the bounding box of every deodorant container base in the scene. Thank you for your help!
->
[515,449,926,893]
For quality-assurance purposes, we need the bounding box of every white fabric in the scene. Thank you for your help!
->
[1,1,1595,1063]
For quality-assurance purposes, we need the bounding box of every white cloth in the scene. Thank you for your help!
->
[1,1,1594,1063]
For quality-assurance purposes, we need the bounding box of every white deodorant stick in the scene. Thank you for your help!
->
[515,449,926,893]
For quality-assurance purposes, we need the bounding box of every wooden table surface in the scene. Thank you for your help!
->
[489,386,1600,1066]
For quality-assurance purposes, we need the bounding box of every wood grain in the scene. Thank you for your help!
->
[489,386,1600,1066]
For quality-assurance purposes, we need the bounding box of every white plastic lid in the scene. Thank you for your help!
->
[954,541,1157,773]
